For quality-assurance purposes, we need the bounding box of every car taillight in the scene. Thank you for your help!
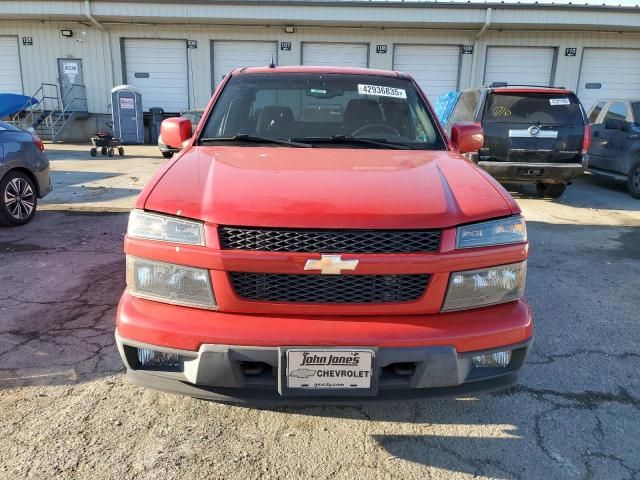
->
[32,134,44,152]
[581,124,591,155]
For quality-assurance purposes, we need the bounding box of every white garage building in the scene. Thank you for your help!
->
[0,0,639,140]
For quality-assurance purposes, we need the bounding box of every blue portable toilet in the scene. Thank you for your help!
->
[111,85,143,144]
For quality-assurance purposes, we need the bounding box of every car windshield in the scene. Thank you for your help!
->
[632,102,640,124]
[200,73,445,150]
[484,92,583,125]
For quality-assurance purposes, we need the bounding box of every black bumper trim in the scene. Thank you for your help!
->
[126,369,520,405]
[118,336,532,404]
[479,159,586,183]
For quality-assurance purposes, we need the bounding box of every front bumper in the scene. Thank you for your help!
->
[116,333,531,403]
[479,157,587,184]
[115,293,533,403]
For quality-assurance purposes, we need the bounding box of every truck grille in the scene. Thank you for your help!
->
[229,272,430,304]
[219,227,442,253]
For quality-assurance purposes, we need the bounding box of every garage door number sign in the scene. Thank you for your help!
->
[358,84,406,99]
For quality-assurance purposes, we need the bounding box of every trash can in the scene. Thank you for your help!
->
[111,85,143,144]
[149,107,165,145]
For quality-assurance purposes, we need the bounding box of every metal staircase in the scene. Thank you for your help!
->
[12,83,88,143]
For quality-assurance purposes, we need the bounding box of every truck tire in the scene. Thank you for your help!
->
[536,182,567,198]
[0,171,37,227]
[628,161,640,199]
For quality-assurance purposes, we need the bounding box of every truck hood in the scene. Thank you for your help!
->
[143,146,516,229]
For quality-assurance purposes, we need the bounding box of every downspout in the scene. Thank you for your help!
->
[470,8,492,87]
[85,0,115,127]
[84,0,105,30]
[476,7,492,40]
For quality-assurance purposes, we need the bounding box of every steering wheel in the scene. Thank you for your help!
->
[352,123,400,137]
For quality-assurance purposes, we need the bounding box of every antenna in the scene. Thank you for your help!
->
[269,56,276,68]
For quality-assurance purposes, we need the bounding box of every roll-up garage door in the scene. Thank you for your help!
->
[0,37,23,94]
[393,45,460,99]
[484,47,555,87]
[577,49,640,111]
[124,39,189,112]
[212,41,278,88]
[302,43,368,68]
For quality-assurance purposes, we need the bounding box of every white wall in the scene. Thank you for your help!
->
[2,20,640,114]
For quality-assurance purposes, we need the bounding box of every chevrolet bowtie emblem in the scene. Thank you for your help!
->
[304,255,359,275]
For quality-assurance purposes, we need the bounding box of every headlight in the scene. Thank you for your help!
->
[442,261,526,312]
[456,216,526,249]
[128,209,205,245]
[126,256,216,309]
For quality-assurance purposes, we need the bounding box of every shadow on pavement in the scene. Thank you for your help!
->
[505,174,638,212]
[47,148,165,161]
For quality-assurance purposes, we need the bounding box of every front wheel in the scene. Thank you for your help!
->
[627,161,640,199]
[536,182,567,198]
[0,171,37,226]
[161,151,174,159]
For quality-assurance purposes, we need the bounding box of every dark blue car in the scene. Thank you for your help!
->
[0,121,51,226]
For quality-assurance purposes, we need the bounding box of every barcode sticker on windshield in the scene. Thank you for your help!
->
[358,84,407,99]
[549,98,570,106]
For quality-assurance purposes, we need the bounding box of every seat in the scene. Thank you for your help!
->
[256,106,294,138]
[381,100,414,138]
[299,105,343,123]
[343,99,383,128]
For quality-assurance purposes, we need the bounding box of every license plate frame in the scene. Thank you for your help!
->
[278,347,378,397]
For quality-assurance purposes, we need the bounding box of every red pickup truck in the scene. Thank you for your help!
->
[115,66,532,402]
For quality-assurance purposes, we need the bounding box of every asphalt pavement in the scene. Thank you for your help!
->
[0,144,638,479]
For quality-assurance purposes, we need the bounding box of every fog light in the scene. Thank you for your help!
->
[137,348,182,370]
[472,350,512,368]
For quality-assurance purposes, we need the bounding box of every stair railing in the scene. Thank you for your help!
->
[47,84,87,143]
[42,85,88,143]
[11,83,60,129]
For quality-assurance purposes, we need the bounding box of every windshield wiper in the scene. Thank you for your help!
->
[291,135,413,150]
[200,134,312,148]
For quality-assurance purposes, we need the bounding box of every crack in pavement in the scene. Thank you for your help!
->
[527,348,640,365]
[584,452,640,478]
[497,384,640,410]
[0,263,124,385]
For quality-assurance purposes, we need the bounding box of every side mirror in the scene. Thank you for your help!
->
[450,122,484,154]
[604,118,626,131]
[160,117,193,149]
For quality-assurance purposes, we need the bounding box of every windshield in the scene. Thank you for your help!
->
[484,92,583,125]
[632,102,640,124]
[200,73,445,150]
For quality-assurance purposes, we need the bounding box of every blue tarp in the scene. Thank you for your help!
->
[433,91,460,126]
[0,93,37,119]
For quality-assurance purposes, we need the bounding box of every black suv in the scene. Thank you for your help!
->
[445,84,590,198]
[586,100,640,199]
